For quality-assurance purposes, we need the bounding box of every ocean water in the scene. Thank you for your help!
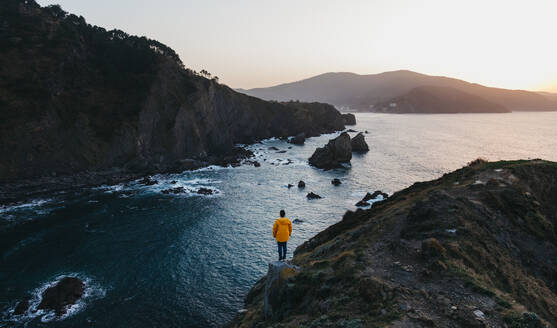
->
[1,112,557,327]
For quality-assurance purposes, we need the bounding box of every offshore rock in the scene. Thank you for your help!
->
[307,192,322,199]
[308,132,352,169]
[331,178,342,186]
[351,132,369,152]
[37,277,85,316]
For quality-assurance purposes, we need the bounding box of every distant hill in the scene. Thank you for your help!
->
[239,70,557,112]
[538,91,557,102]
[374,86,510,113]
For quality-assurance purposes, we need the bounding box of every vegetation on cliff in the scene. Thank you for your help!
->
[230,160,557,327]
[0,0,345,184]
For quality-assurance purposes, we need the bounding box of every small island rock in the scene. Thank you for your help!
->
[37,277,85,316]
[351,132,369,152]
[307,192,322,199]
[308,132,352,169]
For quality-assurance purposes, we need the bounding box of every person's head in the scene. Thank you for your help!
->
[280,210,285,217]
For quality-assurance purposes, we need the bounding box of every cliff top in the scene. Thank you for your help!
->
[230,159,557,327]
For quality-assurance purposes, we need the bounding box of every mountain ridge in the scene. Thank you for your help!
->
[238,70,557,112]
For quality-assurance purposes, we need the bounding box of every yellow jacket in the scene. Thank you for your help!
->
[273,217,292,242]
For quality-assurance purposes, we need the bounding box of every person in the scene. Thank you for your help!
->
[273,210,292,261]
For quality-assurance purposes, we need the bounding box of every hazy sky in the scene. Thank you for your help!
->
[37,0,557,92]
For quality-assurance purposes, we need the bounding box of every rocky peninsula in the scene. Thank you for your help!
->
[0,0,346,204]
[228,159,557,327]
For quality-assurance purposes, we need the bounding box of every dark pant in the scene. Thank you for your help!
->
[277,242,287,260]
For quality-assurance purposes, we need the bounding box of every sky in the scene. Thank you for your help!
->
[37,0,557,92]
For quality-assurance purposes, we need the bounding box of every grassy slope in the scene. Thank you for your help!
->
[230,159,557,328]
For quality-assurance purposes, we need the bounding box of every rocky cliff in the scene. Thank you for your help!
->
[229,159,557,327]
[0,1,345,186]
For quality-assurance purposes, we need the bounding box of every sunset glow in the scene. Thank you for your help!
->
[37,0,557,91]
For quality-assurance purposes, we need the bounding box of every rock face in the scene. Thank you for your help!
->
[308,132,352,169]
[342,113,356,125]
[0,1,346,186]
[288,133,306,145]
[351,132,369,152]
[263,261,299,318]
[229,160,557,327]
[37,277,85,316]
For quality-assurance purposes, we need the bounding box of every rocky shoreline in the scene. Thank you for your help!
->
[1,1,347,204]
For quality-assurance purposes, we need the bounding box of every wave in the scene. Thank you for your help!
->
[92,176,223,198]
[0,199,54,219]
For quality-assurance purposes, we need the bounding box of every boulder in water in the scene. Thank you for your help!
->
[37,277,85,316]
[331,178,342,186]
[293,219,304,224]
[161,187,185,194]
[196,188,214,195]
[139,176,158,186]
[289,133,306,145]
[298,180,305,188]
[307,192,322,199]
[351,132,369,152]
[287,184,294,188]
[308,132,352,169]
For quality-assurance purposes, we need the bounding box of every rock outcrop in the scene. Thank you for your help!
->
[351,132,369,152]
[355,190,388,206]
[229,160,557,327]
[308,132,352,169]
[288,133,306,145]
[262,261,300,318]
[0,1,345,192]
[342,113,356,125]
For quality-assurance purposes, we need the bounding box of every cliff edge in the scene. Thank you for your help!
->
[229,159,557,327]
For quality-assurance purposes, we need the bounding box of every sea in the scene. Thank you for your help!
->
[1,112,557,327]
